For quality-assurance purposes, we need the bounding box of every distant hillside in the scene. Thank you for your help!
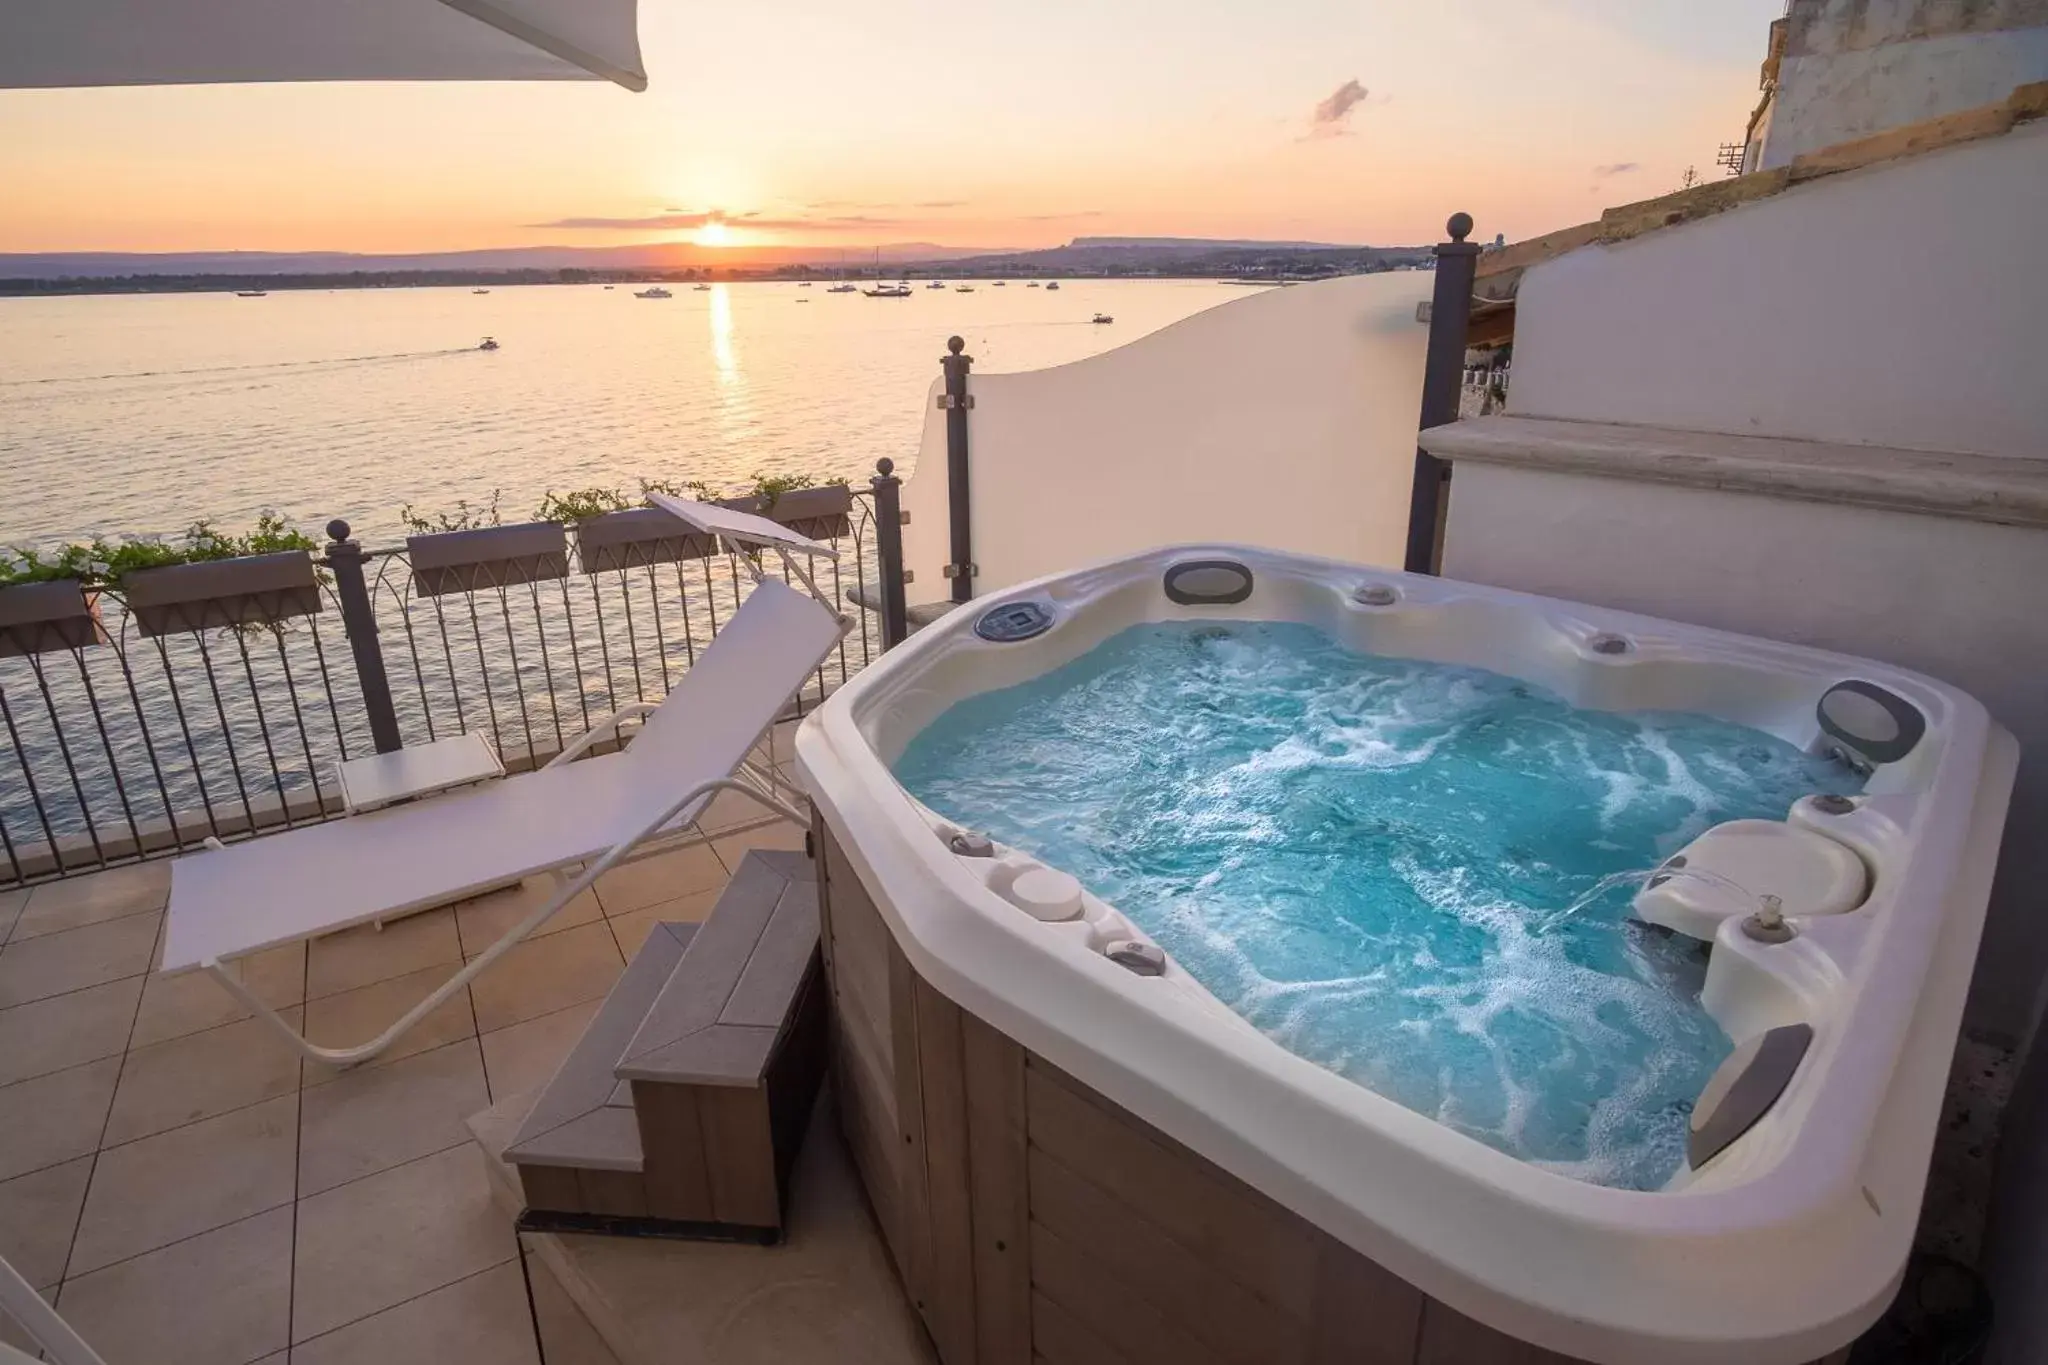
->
[942,236,1432,276]
[0,240,996,284]
[0,234,1432,294]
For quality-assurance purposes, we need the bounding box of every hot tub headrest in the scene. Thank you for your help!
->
[1817,680,1926,768]
[1164,558,1254,606]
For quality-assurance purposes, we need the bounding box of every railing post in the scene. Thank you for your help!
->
[940,335,976,604]
[870,459,912,651]
[1403,212,1481,575]
[324,520,403,754]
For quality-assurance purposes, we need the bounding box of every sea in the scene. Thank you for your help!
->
[0,279,1242,552]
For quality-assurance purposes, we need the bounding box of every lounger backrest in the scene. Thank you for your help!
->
[618,577,842,800]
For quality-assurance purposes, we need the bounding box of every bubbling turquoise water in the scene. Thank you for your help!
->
[891,620,1861,1190]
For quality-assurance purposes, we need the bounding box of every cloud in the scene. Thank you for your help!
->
[1591,162,1640,178]
[1305,79,1368,139]
[1019,210,1106,221]
[915,199,970,209]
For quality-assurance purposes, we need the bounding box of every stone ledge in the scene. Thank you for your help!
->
[1419,416,2048,529]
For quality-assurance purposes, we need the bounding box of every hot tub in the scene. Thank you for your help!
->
[796,544,2016,1365]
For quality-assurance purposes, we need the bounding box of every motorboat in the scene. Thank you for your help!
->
[864,283,914,298]
[1091,313,1114,324]
[827,283,858,293]
[1045,281,1061,291]
[955,284,975,292]
[693,283,712,291]
[472,288,490,295]
[478,336,500,351]
[235,290,268,298]
[927,281,947,290]
[635,286,673,298]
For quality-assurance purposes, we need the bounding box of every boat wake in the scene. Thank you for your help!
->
[1,346,482,387]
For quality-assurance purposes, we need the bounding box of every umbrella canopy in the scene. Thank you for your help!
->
[0,0,646,91]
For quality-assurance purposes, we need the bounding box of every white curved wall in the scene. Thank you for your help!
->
[895,272,1431,596]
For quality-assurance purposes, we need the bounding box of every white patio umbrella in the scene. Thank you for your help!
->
[0,0,646,91]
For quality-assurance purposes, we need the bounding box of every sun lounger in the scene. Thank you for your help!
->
[161,497,846,1066]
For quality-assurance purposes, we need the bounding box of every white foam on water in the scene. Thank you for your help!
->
[894,620,1858,1190]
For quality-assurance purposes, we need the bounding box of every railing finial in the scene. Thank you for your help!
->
[876,456,895,477]
[946,335,965,355]
[1446,212,1473,243]
[325,519,352,544]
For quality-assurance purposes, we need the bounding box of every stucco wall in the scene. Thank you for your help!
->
[1763,0,2048,165]
[1509,119,2048,457]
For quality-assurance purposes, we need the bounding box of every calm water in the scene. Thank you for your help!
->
[894,620,1859,1189]
[0,279,1241,550]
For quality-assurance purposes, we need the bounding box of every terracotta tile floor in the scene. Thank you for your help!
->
[0,730,804,1364]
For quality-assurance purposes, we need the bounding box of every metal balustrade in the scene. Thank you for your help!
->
[0,475,908,885]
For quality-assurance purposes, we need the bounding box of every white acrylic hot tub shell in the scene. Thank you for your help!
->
[795,544,2017,1365]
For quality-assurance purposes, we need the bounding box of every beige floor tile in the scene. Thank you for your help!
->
[11,863,170,944]
[129,943,305,1049]
[0,1155,92,1288]
[479,999,602,1103]
[607,888,721,960]
[0,1282,57,1357]
[58,1206,292,1365]
[453,873,601,958]
[0,976,143,1087]
[0,888,24,944]
[467,921,624,1034]
[103,1011,305,1147]
[300,964,477,1085]
[0,912,160,1009]
[69,1094,297,1275]
[0,1057,121,1183]
[529,1250,624,1365]
[769,717,802,768]
[291,1259,539,1365]
[592,842,727,916]
[695,787,781,835]
[298,1039,489,1196]
[711,822,809,871]
[305,906,460,1001]
[293,1143,516,1342]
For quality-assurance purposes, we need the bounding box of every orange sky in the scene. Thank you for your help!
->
[0,0,1785,255]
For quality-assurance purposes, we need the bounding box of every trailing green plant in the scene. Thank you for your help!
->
[0,513,321,590]
[532,487,632,523]
[400,489,503,534]
[523,472,850,525]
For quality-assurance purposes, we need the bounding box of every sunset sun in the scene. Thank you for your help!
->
[695,219,733,248]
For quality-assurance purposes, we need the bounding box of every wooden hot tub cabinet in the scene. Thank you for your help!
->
[811,812,1854,1365]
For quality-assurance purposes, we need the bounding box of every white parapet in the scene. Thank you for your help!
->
[896,272,1431,596]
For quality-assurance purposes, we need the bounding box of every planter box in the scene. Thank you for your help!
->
[0,579,106,657]
[572,507,719,575]
[719,485,853,542]
[122,551,322,637]
[408,521,569,597]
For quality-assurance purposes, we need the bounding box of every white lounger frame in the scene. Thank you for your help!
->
[196,524,840,1068]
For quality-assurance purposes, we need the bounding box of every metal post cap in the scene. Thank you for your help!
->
[875,457,895,477]
[1447,213,1474,242]
[325,519,352,542]
[946,335,965,354]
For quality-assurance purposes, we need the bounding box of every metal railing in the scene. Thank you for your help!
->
[0,469,913,885]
